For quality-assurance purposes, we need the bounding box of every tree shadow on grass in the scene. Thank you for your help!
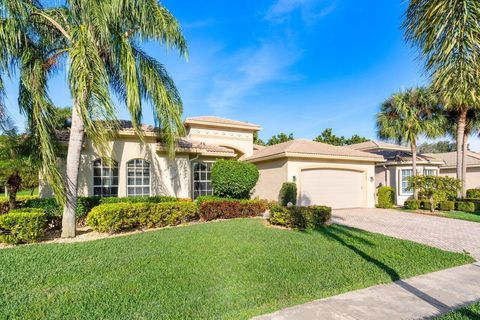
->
[318,226,451,314]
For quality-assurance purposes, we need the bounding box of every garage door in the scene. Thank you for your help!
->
[299,168,365,209]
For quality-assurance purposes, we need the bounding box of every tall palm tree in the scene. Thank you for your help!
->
[445,109,480,194]
[0,0,187,237]
[403,0,480,198]
[377,87,444,199]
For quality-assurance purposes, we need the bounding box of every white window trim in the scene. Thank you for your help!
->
[92,158,119,197]
[126,159,151,197]
[191,161,214,199]
[399,168,414,196]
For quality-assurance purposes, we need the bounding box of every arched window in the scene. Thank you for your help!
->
[93,159,118,197]
[127,159,150,196]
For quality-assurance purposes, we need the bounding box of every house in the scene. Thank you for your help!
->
[40,116,384,209]
[349,140,480,205]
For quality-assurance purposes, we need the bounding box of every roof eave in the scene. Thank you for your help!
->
[184,119,261,131]
[246,152,385,163]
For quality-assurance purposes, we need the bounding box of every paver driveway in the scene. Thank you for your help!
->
[333,208,480,261]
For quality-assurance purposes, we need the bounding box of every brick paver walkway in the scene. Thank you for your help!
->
[333,208,480,260]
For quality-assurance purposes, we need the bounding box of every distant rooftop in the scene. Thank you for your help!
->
[348,140,410,152]
[184,116,261,130]
[426,151,480,168]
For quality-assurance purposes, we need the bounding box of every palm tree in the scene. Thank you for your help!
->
[445,109,480,194]
[376,87,444,199]
[403,0,480,198]
[0,1,187,237]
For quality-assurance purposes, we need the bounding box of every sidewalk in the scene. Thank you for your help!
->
[253,262,480,320]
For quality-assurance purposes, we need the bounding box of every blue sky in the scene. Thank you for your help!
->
[5,0,469,148]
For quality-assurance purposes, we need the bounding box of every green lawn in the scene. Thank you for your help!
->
[436,302,480,319]
[0,219,473,319]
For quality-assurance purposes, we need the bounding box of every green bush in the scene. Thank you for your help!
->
[466,189,480,199]
[22,198,62,227]
[87,202,197,233]
[76,197,102,219]
[456,201,476,213]
[268,205,331,230]
[421,200,438,211]
[439,201,455,211]
[99,196,177,205]
[376,186,395,208]
[404,200,420,210]
[278,182,297,206]
[0,208,47,244]
[211,160,259,199]
[198,198,267,221]
[464,198,480,212]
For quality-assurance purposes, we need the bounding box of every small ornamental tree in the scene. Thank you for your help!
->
[211,160,259,199]
[408,176,460,213]
[279,182,297,206]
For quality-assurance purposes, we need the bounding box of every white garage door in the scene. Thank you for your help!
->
[299,168,365,209]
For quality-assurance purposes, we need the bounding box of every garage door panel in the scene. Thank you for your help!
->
[300,169,365,209]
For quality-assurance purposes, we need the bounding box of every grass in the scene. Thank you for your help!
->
[400,208,480,223]
[0,219,473,319]
[436,301,480,319]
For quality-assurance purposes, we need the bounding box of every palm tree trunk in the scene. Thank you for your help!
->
[462,133,468,198]
[61,103,84,238]
[456,109,467,199]
[7,172,21,210]
[411,142,418,200]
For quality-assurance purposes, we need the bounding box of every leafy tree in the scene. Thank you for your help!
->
[0,129,40,209]
[404,0,480,198]
[0,1,187,237]
[52,107,72,130]
[418,141,456,153]
[314,128,369,146]
[253,132,265,146]
[266,133,294,146]
[377,87,445,199]
[408,175,460,213]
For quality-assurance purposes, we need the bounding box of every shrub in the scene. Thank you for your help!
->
[439,201,455,211]
[87,202,197,233]
[466,189,480,199]
[278,182,297,206]
[464,198,480,212]
[198,199,267,221]
[268,205,331,230]
[22,198,62,227]
[409,176,460,212]
[421,200,438,212]
[76,196,102,219]
[0,209,47,244]
[99,196,177,205]
[211,160,259,199]
[376,186,395,208]
[404,200,420,210]
[456,201,476,213]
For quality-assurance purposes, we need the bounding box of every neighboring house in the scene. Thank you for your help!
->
[349,140,480,205]
[40,116,385,209]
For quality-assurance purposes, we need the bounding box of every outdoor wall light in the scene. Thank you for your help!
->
[370,176,374,182]
[292,175,297,182]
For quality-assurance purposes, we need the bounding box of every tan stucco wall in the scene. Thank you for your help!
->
[187,126,254,158]
[439,167,480,189]
[251,159,288,201]
[286,158,377,208]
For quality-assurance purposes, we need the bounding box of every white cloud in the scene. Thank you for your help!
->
[265,0,336,23]
[206,42,302,114]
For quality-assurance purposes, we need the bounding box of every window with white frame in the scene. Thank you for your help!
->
[400,169,413,195]
[127,159,150,196]
[423,169,437,176]
[192,162,213,199]
[93,159,118,197]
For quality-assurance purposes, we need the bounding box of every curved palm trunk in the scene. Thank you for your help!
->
[462,133,468,198]
[456,109,467,199]
[61,103,84,238]
[411,142,418,200]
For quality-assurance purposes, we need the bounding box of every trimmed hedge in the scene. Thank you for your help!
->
[421,200,436,211]
[456,201,476,213]
[466,189,480,199]
[99,196,177,205]
[439,201,455,211]
[211,160,259,199]
[279,182,297,206]
[198,199,267,221]
[22,198,63,227]
[377,186,395,208]
[404,200,420,210]
[0,208,47,244]
[87,202,197,233]
[269,205,332,230]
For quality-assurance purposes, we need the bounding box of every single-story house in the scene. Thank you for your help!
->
[349,140,480,205]
[40,116,385,209]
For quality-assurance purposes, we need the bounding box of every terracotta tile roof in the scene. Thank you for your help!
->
[426,152,480,168]
[184,116,261,130]
[245,139,384,162]
[348,140,410,151]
